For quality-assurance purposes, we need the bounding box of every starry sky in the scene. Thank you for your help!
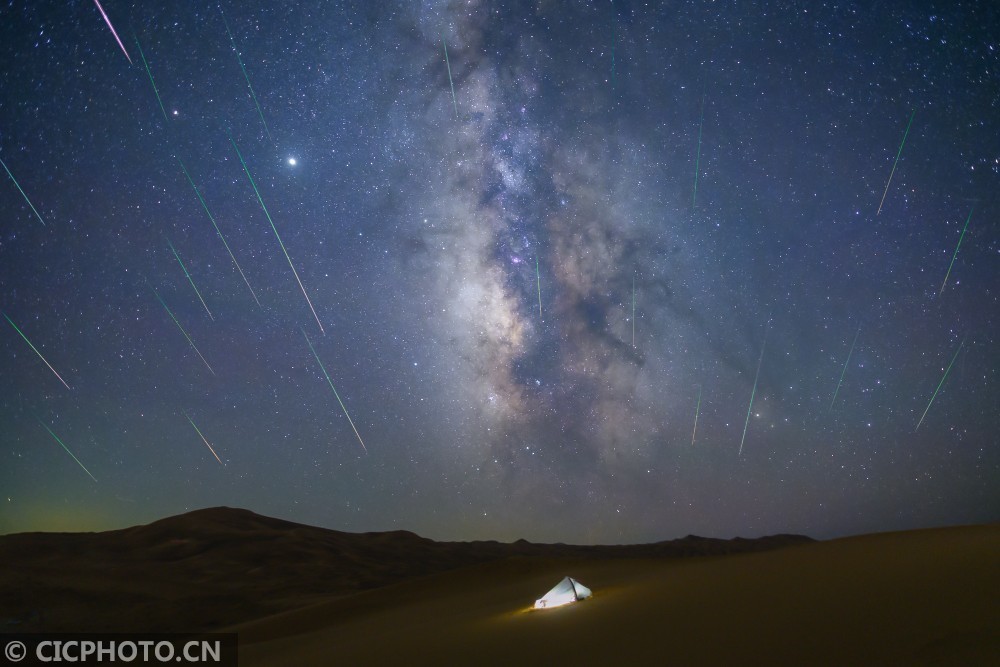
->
[1,0,997,543]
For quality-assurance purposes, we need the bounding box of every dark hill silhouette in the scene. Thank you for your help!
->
[0,506,811,633]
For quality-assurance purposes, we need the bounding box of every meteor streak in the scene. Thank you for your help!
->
[302,329,368,454]
[166,238,214,321]
[134,35,168,123]
[0,156,46,226]
[150,285,215,375]
[177,157,261,307]
[37,417,97,482]
[536,257,542,319]
[692,386,702,446]
[442,36,458,118]
[877,109,914,215]
[631,275,636,348]
[2,311,71,389]
[611,22,616,86]
[183,411,223,465]
[230,136,324,333]
[915,337,965,432]
[739,324,769,456]
[830,325,861,411]
[92,0,131,64]
[693,94,705,207]
[220,6,272,142]
[938,206,973,296]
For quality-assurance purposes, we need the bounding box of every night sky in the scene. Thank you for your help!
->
[1,1,997,543]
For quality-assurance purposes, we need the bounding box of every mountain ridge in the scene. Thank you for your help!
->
[0,505,814,632]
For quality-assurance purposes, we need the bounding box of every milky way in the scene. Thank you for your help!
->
[1,1,997,542]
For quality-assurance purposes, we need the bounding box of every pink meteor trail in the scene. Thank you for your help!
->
[93,0,132,64]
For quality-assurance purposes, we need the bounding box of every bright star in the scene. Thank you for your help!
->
[287,158,297,166]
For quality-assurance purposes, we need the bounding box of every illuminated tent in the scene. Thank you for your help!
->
[533,576,592,609]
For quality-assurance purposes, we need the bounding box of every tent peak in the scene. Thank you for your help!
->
[533,576,592,609]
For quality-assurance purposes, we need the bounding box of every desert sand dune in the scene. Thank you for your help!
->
[234,524,1000,666]
[0,507,808,633]
[2,509,996,665]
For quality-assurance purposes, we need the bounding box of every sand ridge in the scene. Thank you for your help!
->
[234,524,1000,666]
[0,506,807,633]
[2,508,996,665]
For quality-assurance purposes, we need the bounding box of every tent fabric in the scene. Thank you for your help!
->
[533,576,592,609]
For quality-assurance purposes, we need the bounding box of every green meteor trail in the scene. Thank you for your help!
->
[830,325,861,411]
[230,136,324,334]
[220,5,272,142]
[177,157,261,307]
[631,275,636,348]
[37,417,97,482]
[167,238,214,321]
[693,94,705,208]
[877,109,914,215]
[536,256,543,319]
[134,35,169,123]
[303,329,368,454]
[692,386,702,446]
[611,21,616,86]
[938,206,974,296]
[915,337,965,432]
[739,324,769,456]
[150,285,215,376]
[183,410,223,465]
[2,310,71,389]
[442,35,458,119]
[0,156,46,226]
